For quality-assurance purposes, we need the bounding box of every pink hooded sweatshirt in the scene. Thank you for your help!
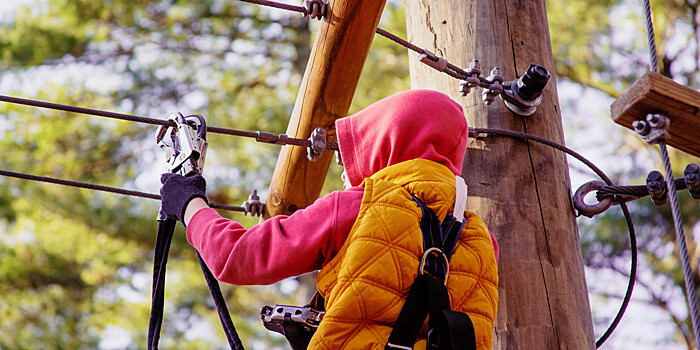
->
[187,89,498,285]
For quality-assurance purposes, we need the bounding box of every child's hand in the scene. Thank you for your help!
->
[160,173,208,225]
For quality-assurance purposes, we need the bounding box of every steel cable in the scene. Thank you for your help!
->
[0,169,245,212]
[0,94,338,150]
[471,127,637,348]
[642,0,700,344]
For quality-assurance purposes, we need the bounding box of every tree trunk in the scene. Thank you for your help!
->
[404,1,595,348]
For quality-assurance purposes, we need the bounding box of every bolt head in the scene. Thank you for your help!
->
[647,170,664,183]
[632,120,650,136]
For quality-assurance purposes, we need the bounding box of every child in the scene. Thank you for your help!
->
[160,89,499,349]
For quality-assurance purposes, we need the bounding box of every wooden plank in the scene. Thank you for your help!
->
[262,0,387,219]
[405,0,594,349]
[611,71,700,157]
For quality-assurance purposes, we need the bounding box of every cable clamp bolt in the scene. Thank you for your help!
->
[459,60,482,96]
[646,170,668,206]
[482,67,504,105]
[501,64,551,116]
[307,127,327,162]
[241,189,264,217]
[419,49,448,72]
[303,0,328,20]
[684,163,700,199]
[634,114,670,144]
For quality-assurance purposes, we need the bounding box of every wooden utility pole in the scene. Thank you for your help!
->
[404,1,595,349]
[263,0,387,219]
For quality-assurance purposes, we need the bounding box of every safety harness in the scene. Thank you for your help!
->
[385,176,476,350]
[148,113,244,350]
[262,176,477,350]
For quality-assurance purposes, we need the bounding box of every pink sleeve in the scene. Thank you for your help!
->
[186,188,363,285]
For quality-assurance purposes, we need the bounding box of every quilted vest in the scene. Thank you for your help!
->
[310,159,498,349]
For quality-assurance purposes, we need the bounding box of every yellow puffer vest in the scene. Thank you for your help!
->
[310,159,498,349]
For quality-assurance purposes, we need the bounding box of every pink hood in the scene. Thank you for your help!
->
[336,89,468,186]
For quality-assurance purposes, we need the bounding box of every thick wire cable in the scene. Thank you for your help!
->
[642,0,700,344]
[471,128,636,348]
[0,94,338,150]
[596,178,687,202]
[661,140,700,346]
[0,169,244,212]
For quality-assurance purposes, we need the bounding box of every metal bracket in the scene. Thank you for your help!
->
[684,164,700,199]
[241,189,264,217]
[307,127,327,162]
[646,170,668,206]
[501,64,551,116]
[633,113,670,144]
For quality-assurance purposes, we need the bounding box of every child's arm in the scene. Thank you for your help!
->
[185,188,363,285]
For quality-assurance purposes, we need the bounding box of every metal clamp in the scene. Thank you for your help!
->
[684,164,700,199]
[303,0,327,20]
[459,60,482,96]
[307,127,327,162]
[261,304,325,334]
[573,180,613,218]
[418,247,450,285]
[419,49,448,72]
[633,113,670,144]
[241,189,264,217]
[482,67,504,105]
[646,170,668,206]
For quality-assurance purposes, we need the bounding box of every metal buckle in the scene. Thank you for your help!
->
[419,247,450,285]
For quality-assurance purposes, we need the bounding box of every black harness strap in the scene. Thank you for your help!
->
[148,217,244,350]
[385,196,475,350]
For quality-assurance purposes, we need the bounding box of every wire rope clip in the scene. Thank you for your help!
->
[573,180,613,218]
[303,0,328,20]
[646,170,668,206]
[482,67,504,105]
[419,49,448,72]
[633,113,670,144]
[241,189,264,217]
[459,60,482,96]
[501,64,551,116]
[307,127,327,162]
[684,163,700,199]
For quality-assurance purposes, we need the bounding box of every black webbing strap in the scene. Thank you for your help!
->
[148,218,176,350]
[385,197,475,350]
[282,314,315,350]
[148,218,244,350]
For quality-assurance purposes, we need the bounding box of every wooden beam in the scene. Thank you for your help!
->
[611,71,700,157]
[262,0,387,219]
[405,0,594,349]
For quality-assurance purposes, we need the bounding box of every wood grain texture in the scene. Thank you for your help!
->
[404,0,595,348]
[611,71,700,157]
[263,0,387,219]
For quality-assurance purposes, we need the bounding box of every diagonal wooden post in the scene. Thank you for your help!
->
[263,0,387,219]
[405,0,595,348]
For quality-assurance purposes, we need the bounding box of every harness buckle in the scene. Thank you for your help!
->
[419,247,450,285]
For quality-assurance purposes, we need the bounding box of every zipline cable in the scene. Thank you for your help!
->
[0,169,245,213]
[642,0,700,345]
[471,127,637,348]
[0,95,338,151]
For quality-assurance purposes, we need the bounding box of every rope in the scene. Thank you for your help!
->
[0,94,338,151]
[0,169,245,213]
[471,128,636,348]
[642,0,700,344]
